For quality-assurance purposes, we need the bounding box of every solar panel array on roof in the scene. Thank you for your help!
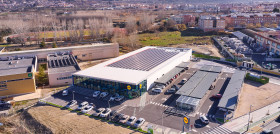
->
[107,48,179,71]
[48,55,77,69]
[176,95,200,106]
[218,70,246,110]
[154,67,184,84]
[189,72,219,98]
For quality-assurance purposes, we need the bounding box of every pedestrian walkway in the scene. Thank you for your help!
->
[269,78,280,85]
[141,121,182,134]
[150,101,169,108]
[201,125,232,134]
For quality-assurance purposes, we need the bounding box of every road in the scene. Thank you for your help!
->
[272,125,280,133]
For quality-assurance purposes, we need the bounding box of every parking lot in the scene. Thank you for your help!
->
[42,62,235,134]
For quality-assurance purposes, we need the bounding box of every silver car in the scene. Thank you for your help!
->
[92,108,105,117]
[77,101,89,110]
[126,116,137,126]
[81,103,94,113]
[133,118,145,128]
[100,108,112,118]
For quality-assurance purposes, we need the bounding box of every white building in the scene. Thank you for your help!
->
[72,46,192,99]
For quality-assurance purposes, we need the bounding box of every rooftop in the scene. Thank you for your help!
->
[0,57,36,76]
[48,54,80,74]
[74,46,191,85]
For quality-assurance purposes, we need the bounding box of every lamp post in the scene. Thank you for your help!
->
[247,105,253,132]
[72,91,75,100]
[261,62,264,76]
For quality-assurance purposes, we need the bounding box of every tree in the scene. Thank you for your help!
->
[255,23,261,28]
[40,41,46,48]
[246,23,255,29]
[52,42,57,48]
[271,23,278,28]
[125,16,137,34]
[264,23,271,28]
[176,24,187,31]
[36,66,48,86]
[6,37,12,44]
[273,8,280,13]
[228,27,234,31]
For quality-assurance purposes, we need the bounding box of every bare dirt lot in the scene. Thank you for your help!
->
[27,106,141,134]
[234,80,280,118]
[174,44,223,58]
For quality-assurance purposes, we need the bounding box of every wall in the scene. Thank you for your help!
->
[146,50,192,90]
[0,72,36,97]
[48,71,74,87]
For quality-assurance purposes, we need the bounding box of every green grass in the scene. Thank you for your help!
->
[193,53,220,60]
[139,31,212,46]
[0,44,10,47]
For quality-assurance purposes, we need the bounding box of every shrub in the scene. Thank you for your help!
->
[245,73,269,84]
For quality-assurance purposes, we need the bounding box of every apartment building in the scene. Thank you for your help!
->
[198,16,225,32]
[223,13,280,28]
[170,14,196,26]
[255,31,280,55]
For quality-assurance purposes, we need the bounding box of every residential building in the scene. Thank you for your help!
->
[255,31,280,55]
[0,56,37,98]
[198,16,225,32]
[73,46,192,99]
[170,14,196,26]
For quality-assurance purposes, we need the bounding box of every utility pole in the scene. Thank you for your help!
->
[72,91,75,100]
[261,62,264,76]
[247,105,253,132]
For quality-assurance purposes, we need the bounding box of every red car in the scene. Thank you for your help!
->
[212,94,222,99]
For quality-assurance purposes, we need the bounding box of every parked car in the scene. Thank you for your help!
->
[92,91,101,97]
[178,78,187,85]
[152,88,162,93]
[119,115,130,124]
[100,92,109,98]
[65,100,77,108]
[155,84,165,89]
[109,93,120,101]
[166,88,176,94]
[107,110,118,120]
[112,113,124,122]
[172,84,179,90]
[77,101,89,110]
[81,103,94,113]
[212,94,222,99]
[62,90,68,96]
[200,115,209,124]
[100,108,112,118]
[92,108,105,117]
[115,96,125,102]
[133,118,145,128]
[126,116,137,126]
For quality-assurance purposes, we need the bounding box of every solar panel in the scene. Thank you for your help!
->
[107,48,179,71]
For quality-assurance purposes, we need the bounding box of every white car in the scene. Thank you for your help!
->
[200,115,209,124]
[115,96,124,102]
[81,103,94,113]
[126,116,137,126]
[133,118,145,128]
[100,108,112,118]
[93,91,101,98]
[152,88,162,93]
[92,108,105,117]
[109,93,120,101]
[62,90,68,96]
[100,92,109,98]
[77,101,89,110]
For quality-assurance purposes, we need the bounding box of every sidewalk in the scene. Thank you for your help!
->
[140,121,182,134]
[223,100,280,133]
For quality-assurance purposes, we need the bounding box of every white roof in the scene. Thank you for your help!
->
[74,46,191,85]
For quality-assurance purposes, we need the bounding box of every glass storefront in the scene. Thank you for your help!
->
[73,75,147,99]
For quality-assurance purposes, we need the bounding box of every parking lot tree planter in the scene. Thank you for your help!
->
[215,118,225,124]
[245,73,269,84]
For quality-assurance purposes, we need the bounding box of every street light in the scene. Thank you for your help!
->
[72,91,75,100]
[247,105,253,132]
[261,62,264,76]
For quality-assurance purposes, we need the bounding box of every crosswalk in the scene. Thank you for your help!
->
[150,101,169,108]
[201,126,232,134]
[116,105,127,112]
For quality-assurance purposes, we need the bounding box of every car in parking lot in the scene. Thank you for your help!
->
[200,115,209,124]
[152,88,162,93]
[212,94,222,99]
[109,93,119,101]
[261,129,273,134]
[92,91,101,98]
[178,78,187,85]
[62,90,68,96]
[115,96,124,102]
[65,100,77,108]
[112,113,125,122]
[126,116,137,126]
[133,118,145,128]
[166,87,177,94]
[100,108,112,118]
[119,115,130,124]
[155,84,165,89]
[107,110,118,120]
[81,103,94,113]
[77,101,89,110]
[92,108,105,117]
[100,92,109,98]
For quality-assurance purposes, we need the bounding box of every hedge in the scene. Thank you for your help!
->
[245,73,269,84]
[192,53,220,60]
